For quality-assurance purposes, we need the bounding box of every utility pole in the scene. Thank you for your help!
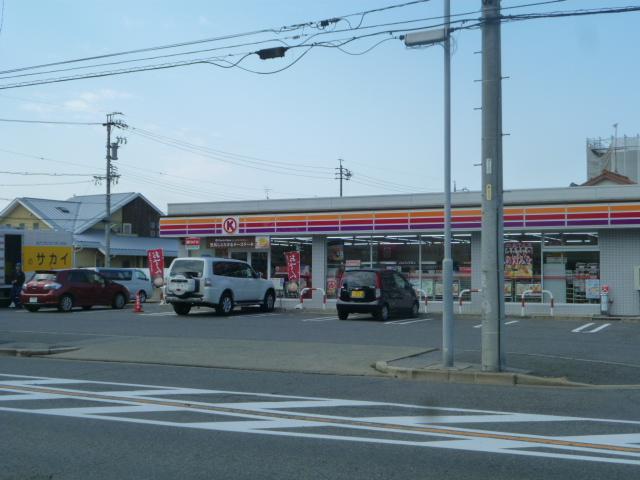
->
[441,0,454,368]
[480,0,505,372]
[95,112,126,267]
[335,158,352,197]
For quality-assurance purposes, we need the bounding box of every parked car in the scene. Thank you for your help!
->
[20,269,129,312]
[165,257,276,316]
[336,269,419,321]
[87,267,153,303]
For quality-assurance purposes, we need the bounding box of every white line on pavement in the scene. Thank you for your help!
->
[384,318,432,326]
[302,317,337,322]
[505,320,519,325]
[473,324,482,328]
[588,323,611,333]
[571,323,595,333]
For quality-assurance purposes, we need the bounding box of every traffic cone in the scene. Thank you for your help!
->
[134,292,143,313]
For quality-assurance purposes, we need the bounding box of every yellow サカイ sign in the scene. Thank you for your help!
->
[22,246,73,272]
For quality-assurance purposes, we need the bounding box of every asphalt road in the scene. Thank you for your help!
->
[1,304,639,384]
[1,357,639,480]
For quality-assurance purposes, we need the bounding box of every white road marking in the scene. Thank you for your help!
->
[473,324,482,328]
[1,374,639,466]
[588,323,611,333]
[572,323,595,333]
[302,316,337,322]
[384,318,432,326]
[139,312,176,316]
[505,320,519,325]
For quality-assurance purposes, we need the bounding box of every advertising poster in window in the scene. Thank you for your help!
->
[505,242,534,278]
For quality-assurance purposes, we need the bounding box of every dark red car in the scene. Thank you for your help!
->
[20,269,129,312]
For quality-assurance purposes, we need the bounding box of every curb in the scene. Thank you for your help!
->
[0,346,79,357]
[372,360,589,387]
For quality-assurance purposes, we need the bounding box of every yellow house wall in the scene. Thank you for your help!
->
[1,204,51,230]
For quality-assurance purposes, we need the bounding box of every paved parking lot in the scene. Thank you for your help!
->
[1,304,638,384]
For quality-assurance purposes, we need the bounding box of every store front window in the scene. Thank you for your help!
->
[325,234,471,299]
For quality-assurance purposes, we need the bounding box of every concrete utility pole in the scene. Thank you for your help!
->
[97,112,126,267]
[441,0,454,368]
[335,158,352,197]
[480,0,505,372]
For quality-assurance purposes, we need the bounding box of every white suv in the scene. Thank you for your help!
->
[165,257,276,316]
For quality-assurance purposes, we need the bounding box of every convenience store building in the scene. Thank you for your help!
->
[159,184,640,316]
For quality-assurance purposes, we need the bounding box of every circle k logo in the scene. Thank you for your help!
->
[222,217,239,235]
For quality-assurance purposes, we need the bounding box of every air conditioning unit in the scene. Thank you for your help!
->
[122,223,132,235]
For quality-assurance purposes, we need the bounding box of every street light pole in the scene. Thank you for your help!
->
[403,2,454,367]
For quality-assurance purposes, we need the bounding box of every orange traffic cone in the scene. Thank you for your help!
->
[134,292,143,313]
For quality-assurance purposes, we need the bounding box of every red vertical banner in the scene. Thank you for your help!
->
[285,251,300,282]
[147,248,165,286]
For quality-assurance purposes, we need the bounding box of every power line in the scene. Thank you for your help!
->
[0,180,93,187]
[0,170,99,177]
[0,118,102,125]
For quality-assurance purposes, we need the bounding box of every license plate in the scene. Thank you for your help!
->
[350,290,365,299]
[29,297,38,304]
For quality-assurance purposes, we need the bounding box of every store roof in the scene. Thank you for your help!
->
[167,184,640,217]
[75,232,179,257]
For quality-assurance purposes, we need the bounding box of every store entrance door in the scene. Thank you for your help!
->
[229,250,270,279]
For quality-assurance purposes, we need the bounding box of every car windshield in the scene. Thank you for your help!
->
[342,271,377,289]
[169,259,204,278]
[33,273,58,282]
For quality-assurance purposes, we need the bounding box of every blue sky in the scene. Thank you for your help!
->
[0,0,638,213]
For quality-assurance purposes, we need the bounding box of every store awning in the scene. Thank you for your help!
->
[74,232,179,257]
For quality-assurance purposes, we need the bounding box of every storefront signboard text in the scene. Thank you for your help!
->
[185,237,200,250]
[23,246,73,272]
[147,248,165,286]
[505,242,533,278]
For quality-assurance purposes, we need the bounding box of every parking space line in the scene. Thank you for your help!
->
[588,323,611,333]
[473,324,482,328]
[505,320,519,325]
[385,318,432,326]
[302,317,338,322]
[572,323,595,333]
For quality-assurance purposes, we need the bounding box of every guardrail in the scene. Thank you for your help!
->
[521,289,554,317]
[296,287,327,310]
[458,288,481,313]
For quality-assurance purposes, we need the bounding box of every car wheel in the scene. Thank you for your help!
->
[411,301,419,318]
[374,303,390,321]
[25,305,40,312]
[216,293,233,316]
[260,291,275,312]
[82,305,92,311]
[112,293,126,310]
[58,295,74,312]
[338,309,349,320]
[138,290,147,303]
[172,303,191,316]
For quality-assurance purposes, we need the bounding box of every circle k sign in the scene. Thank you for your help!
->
[222,216,239,235]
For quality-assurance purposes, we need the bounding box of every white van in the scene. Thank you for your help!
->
[165,257,276,316]
[87,268,153,303]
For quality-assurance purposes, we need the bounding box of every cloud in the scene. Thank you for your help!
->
[62,89,134,113]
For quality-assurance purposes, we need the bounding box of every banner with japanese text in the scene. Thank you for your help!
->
[147,248,165,286]
[284,251,300,281]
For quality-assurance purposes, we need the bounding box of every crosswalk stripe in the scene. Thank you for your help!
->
[572,323,595,333]
[588,323,611,333]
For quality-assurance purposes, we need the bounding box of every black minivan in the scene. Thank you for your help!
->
[336,269,419,321]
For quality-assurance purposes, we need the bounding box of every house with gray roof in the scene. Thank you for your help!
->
[0,193,178,268]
